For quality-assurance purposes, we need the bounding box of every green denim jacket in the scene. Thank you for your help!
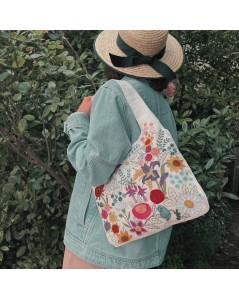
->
[63,76,178,268]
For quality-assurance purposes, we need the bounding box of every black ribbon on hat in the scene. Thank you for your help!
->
[109,34,176,80]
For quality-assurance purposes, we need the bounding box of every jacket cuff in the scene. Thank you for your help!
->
[63,112,90,136]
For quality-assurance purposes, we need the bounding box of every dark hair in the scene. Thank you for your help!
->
[104,65,169,92]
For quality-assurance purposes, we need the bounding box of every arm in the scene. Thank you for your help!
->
[64,83,132,187]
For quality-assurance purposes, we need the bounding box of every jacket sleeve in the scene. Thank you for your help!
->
[63,83,132,187]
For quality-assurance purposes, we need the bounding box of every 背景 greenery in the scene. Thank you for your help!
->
[0,30,238,268]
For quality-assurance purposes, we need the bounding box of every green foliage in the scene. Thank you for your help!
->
[160,30,239,268]
[0,30,103,268]
[0,30,238,268]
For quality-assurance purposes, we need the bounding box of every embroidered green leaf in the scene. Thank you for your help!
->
[122,222,130,228]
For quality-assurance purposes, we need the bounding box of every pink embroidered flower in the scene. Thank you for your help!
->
[138,160,144,167]
[101,210,108,219]
[130,220,147,236]
[132,203,152,219]
[163,82,176,98]
[151,148,160,156]
[145,146,151,153]
[141,137,145,142]
[104,203,110,212]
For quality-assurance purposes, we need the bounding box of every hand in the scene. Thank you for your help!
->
[163,82,176,98]
[77,96,93,116]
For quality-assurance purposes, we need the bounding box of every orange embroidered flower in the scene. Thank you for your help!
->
[143,135,154,148]
[116,231,132,243]
[167,156,186,173]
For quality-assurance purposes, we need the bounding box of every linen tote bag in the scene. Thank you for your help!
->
[93,80,209,247]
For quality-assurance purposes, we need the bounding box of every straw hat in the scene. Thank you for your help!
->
[94,30,184,79]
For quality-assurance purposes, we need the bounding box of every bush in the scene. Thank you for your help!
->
[0,30,238,268]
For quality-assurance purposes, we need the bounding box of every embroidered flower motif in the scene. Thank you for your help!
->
[132,203,152,219]
[150,189,165,204]
[109,213,118,223]
[94,185,104,198]
[125,185,137,203]
[136,185,148,202]
[104,221,111,231]
[101,210,108,219]
[141,161,160,184]
[116,231,132,243]
[143,135,154,148]
[151,148,160,156]
[104,203,110,212]
[112,224,120,234]
[167,156,186,173]
[145,153,153,161]
[177,191,202,216]
[130,221,147,236]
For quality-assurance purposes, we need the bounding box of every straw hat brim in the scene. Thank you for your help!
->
[94,30,184,79]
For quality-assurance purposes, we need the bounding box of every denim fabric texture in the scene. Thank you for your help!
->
[63,76,178,269]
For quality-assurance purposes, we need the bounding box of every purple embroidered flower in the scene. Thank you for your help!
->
[130,220,147,236]
[125,185,137,203]
[104,221,111,232]
[141,161,160,184]
[137,185,148,202]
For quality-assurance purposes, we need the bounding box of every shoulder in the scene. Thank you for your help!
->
[92,80,127,110]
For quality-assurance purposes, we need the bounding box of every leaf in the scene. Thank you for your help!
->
[160,172,168,186]
[222,192,239,200]
[5,230,11,243]
[13,93,22,101]
[18,118,28,133]
[50,103,58,112]
[12,56,25,68]
[205,158,214,170]
[42,105,51,117]
[19,82,31,93]
[182,121,188,133]
[0,251,3,262]
[30,54,42,59]
[48,81,56,89]
[0,72,9,82]
[63,70,75,77]
[0,246,9,251]
[0,231,3,243]
[16,246,26,258]
[23,114,35,121]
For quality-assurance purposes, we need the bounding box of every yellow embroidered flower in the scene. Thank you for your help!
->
[109,213,118,223]
[145,179,153,190]
[132,169,144,181]
[116,231,132,244]
[167,156,186,173]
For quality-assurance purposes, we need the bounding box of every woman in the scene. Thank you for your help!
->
[62,30,183,269]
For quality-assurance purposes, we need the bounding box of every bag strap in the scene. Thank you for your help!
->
[114,80,160,130]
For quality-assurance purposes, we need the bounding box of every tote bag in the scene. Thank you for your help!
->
[93,80,209,247]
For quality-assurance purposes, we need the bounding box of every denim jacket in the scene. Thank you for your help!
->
[63,76,178,268]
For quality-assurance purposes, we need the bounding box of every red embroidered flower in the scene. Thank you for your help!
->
[150,189,165,204]
[94,185,104,198]
[112,224,120,234]
[145,153,152,161]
